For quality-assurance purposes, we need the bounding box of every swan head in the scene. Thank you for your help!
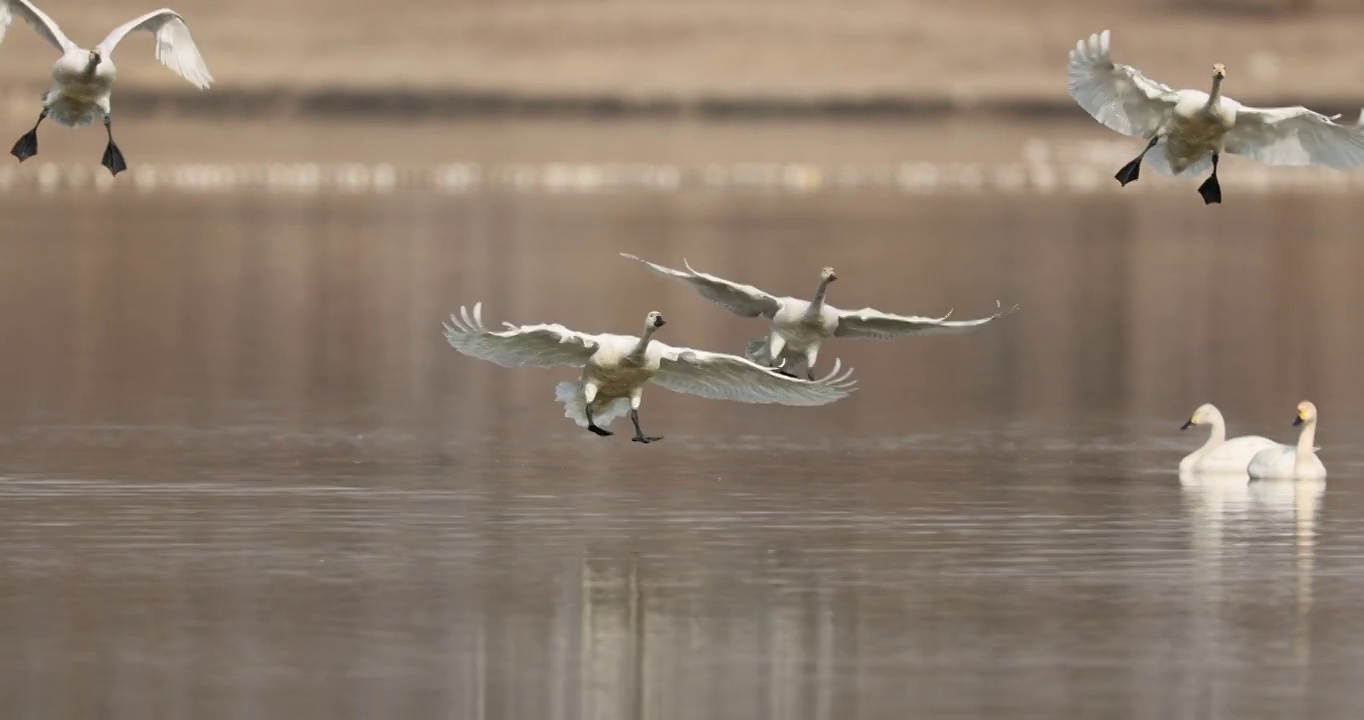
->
[1181,403,1221,430]
[1293,400,1317,427]
[645,311,666,331]
[820,267,839,283]
[1212,63,1225,80]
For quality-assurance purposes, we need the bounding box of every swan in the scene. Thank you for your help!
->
[0,0,213,175]
[1068,29,1364,204]
[1178,403,1276,474]
[620,253,1017,380]
[1247,401,1327,480]
[441,303,857,443]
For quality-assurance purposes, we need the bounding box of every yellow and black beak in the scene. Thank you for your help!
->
[1292,413,1304,427]
[1180,418,1195,430]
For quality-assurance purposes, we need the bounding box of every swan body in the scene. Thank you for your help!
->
[1068,29,1364,204]
[442,303,857,443]
[1178,403,1276,474]
[620,253,1017,380]
[0,0,213,174]
[1247,401,1327,480]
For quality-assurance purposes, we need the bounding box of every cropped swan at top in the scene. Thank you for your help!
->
[1247,401,1327,480]
[1068,29,1364,204]
[0,0,213,175]
[1178,403,1276,474]
[620,253,1017,380]
[441,303,857,443]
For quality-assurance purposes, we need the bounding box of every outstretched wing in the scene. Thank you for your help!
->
[0,0,76,53]
[1225,105,1364,169]
[620,253,783,319]
[835,300,1018,339]
[1067,29,1177,139]
[650,344,856,406]
[441,302,600,369]
[97,8,213,89]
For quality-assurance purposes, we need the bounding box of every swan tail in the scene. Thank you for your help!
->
[1145,142,1214,178]
[554,382,630,429]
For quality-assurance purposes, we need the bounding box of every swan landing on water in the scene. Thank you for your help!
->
[621,253,1016,381]
[441,303,857,443]
[1068,30,1364,204]
[0,0,213,175]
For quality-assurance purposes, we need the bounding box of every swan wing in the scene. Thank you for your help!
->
[834,300,1018,339]
[0,0,76,53]
[1225,105,1364,169]
[96,8,213,89]
[442,302,600,369]
[650,344,856,406]
[620,253,782,319]
[1067,29,1177,138]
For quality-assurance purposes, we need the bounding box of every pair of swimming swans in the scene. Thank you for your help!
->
[1069,29,1364,204]
[1180,402,1325,480]
[0,0,213,175]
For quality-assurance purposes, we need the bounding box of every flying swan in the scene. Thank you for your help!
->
[1068,29,1364,204]
[1178,403,1276,474]
[441,303,857,443]
[0,0,214,175]
[620,253,1017,380]
[1246,401,1327,480]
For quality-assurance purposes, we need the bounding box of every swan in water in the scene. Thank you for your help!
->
[1247,401,1327,480]
[441,303,857,443]
[620,253,1017,380]
[0,0,213,175]
[1068,29,1364,204]
[1178,403,1276,474]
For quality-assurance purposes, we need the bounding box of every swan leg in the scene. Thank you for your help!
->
[10,109,46,162]
[1196,153,1222,205]
[100,114,127,176]
[583,382,613,437]
[803,345,821,381]
[629,409,662,444]
[1114,136,1158,187]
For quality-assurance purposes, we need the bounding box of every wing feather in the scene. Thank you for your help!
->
[441,302,600,369]
[620,253,782,319]
[97,8,213,89]
[1225,106,1364,169]
[835,300,1018,339]
[1067,29,1177,139]
[0,0,76,53]
[650,344,856,406]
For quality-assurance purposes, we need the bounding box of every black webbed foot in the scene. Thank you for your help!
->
[10,130,38,162]
[1197,153,1221,205]
[587,424,613,437]
[631,435,663,444]
[774,368,798,379]
[1114,157,1142,186]
[101,141,127,176]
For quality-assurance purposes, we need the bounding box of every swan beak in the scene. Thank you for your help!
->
[1180,419,1194,430]
[1212,63,1225,79]
[653,316,667,328]
[1293,415,1304,427]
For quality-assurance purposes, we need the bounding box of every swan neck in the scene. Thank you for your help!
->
[1205,77,1224,109]
[1296,419,1317,459]
[1205,413,1227,447]
[630,328,656,360]
[808,278,831,316]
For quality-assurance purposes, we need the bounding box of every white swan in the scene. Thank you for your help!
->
[441,303,857,443]
[1068,29,1364,204]
[620,253,1017,380]
[1247,401,1327,480]
[1178,403,1276,474]
[0,0,213,175]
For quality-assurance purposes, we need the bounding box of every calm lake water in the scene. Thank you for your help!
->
[3,181,1364,719]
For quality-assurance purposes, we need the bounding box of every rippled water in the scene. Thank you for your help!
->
[3,184,1364,718]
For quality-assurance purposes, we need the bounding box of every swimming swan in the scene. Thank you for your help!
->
[621,254,1016,380]
[1247,401,1327,480]
[441,303,857,443]
[0,0,213,175]
[1068,29,1364,204]
[1178,403,1276,474]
